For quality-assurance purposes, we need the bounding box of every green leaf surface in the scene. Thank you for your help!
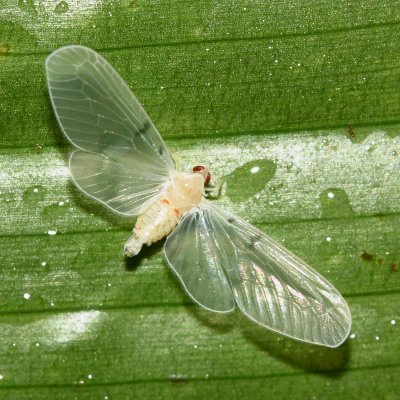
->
[0,1,399,399]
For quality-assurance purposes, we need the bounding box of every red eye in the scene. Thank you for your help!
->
[193,165,211,185]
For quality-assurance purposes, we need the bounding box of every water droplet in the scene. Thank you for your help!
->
[23,186,46,202]
[350,333,356,339]
[375,336,380,341]
[41,261,47,267]
[225,159,277,203]
[193,345,198,349]
[320,188,354,219]
[18,0,37,14]
[0,374,3,380]
[88,374,93,379]
[391,320,396,325]
[326,236,332,242]
[54,1,69,14]
[169,374,188,382]
[23,293,30,300]
[286,161,294,172]
[128,0,139,11]
[35,342,40,347]
[269,185,277,193]
[42,201,70,224]
[47,229,57,236]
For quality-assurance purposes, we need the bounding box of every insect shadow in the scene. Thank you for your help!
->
[185,303,236,334]
[183,300,351,373]
[238,313,351,375]
[46,95,70,149]
[162,267,236,334]
[124,240,165,271]
[66,181,133,230]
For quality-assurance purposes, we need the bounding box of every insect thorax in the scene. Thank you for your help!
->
[165,172,205,213]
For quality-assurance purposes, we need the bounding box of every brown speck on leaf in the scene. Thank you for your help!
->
[347,124,355,138]
[377,258,384,265]
[0,45,10,57]
[390,263,399,272]
[361,250,374,261]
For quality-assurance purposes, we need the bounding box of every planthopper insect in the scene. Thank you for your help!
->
[46,46,351,348]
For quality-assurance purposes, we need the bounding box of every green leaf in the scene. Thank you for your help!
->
[0,1,399,399]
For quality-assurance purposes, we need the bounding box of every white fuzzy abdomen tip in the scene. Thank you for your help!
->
[124,237,143,257]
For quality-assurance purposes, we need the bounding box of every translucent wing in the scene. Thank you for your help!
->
[46,45,175,215]
[164,204,235,313]
[164,202,351,347]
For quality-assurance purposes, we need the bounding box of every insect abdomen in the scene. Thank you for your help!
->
[124,198,181,257]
